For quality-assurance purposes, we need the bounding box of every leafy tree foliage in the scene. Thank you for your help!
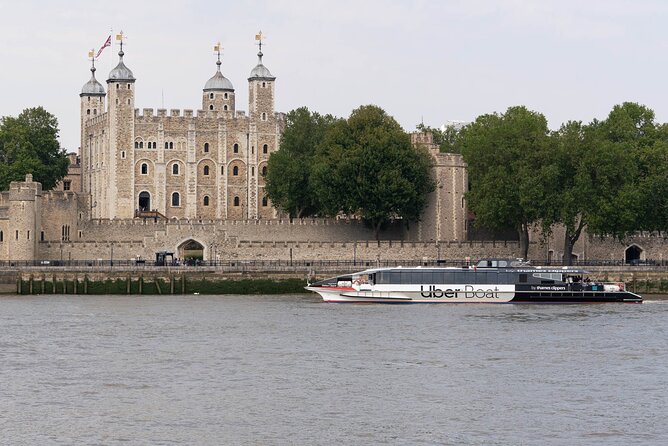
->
[456,101,668,262]
[0,107,69,190]
[415,122,461,152]
[457,106,552,259]
[264,107,339,218]
[312,105,435,238]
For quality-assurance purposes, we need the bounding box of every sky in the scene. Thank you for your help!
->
[1,0,668,152]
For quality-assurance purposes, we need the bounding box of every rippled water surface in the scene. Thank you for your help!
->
[1,294,666,445]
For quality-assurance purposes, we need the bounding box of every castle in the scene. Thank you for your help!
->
[0,36,471,264]
[80,39,282,220]
[0,36,662,265]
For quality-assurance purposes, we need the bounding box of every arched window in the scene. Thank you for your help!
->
[93,109,97,115]
[262,82,266,88]
[165,142,169,149]
[204,143,209,153]
[153,142,157,149]
[0,230,3,242]
[261,166,267,176]
[223,105,228,111]
[233,166,239,176]
[209,104,214,110]
[203,196,210,206]
[262,112,267,121]
[140,141,144,148]
[209,93,214,99]
[141,163,148,175]
[233,143,239,153]
[234,196,240,207]
[262,196,268,207]
[135,141,139,149]
[224,93,228,99]
[169,142,174,149]
[221,166,224,175]
[171,192,180,207]
[263,144,268,154]
[172,164,179,175]
[86,109,90,115]
[203,165,209,176]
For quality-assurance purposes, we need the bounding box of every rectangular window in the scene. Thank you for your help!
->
[63,181,71,191]
[40,231,45,241]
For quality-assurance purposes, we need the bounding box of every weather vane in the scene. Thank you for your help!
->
[255,31,265,52]
[116,30,125,52]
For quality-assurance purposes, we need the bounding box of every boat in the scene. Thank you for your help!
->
[305,259,643,304]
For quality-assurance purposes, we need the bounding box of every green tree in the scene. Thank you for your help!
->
[264,107,339,218]
[546,121,636,264]
[457,106,552,259]
[0,107,69,190]
[415,122,461,152]
[312,105,435,238]
[585,102,665,238]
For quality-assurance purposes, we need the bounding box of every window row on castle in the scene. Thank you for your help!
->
[167,193,268,207]
[134,140,270,154]
[140,163,267,176]
[0,225,84,243]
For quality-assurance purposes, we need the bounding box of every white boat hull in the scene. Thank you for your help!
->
[306,284,517,303]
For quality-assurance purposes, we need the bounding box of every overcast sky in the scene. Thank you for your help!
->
[1,0,667,152]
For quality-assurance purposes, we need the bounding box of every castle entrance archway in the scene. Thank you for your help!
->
[178,239,204,265]
[625,244,643,265]
[138,191,150,211]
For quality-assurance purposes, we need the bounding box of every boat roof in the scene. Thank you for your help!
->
[351,265,590,275]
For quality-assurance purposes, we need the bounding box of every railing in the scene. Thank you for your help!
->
[0,258,667,269]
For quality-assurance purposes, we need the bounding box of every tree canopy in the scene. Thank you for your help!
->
[0,107,69,190]
[264,107,339,218]
[457,106,552,259]
[312,105,435,237]
[449,101,668,263]
[266,105,435,237]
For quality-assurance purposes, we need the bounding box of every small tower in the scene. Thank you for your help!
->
[8,174,42,262]
[248,32,276,119]
[80,52,106,196]
[202,43,235,113]
[105,33,136,219]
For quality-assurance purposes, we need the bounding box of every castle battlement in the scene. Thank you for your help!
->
[133,108,251,124]
[84,113,108,127]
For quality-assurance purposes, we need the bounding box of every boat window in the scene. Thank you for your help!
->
[498,272,512,284]
[389,271,401,284]
[533,273,563,281]
[519,274,527,283]
[476,272,497,284]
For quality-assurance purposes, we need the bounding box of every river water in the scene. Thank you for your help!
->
[1,294,666,445]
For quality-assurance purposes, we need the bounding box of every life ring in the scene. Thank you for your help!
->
[353,278,362,286]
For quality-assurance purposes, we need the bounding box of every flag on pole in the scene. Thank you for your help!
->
[255,31,263,40]
[214,42,221,52]
[95,35,111,59]
[88,49,95,59]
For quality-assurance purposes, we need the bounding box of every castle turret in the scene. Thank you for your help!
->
[202,43,235,113]
[105,36,136,219]
[80,57,106,196]
[248,35,276,119]
[8,174,41,262]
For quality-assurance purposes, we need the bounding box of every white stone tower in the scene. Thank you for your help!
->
[247,33,277,219]
[105,36,136,219]
[80,56,106,198]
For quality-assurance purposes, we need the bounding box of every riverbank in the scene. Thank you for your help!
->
[2,264,668,295]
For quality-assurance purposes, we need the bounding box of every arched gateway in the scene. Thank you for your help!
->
[178,239,204,264]
[625,244,643,265]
